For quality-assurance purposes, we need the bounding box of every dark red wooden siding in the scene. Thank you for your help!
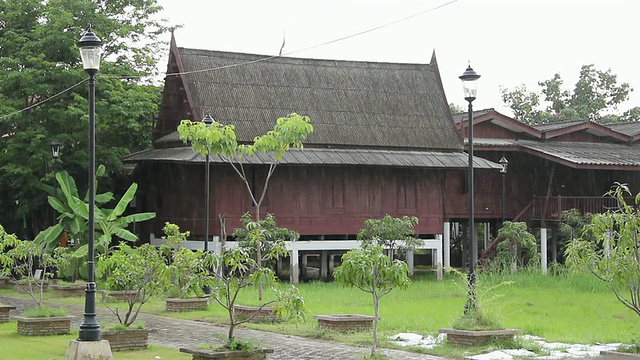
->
[134,162,451,241]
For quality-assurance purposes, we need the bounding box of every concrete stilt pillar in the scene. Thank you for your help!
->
[320,251,328,281]
[540,227,548,275]
[301,253,308,278]
[276,255,283,276]
[407,250,414,275]
[443,222,450,271]
[435,237,443,280]
[290,249,299,284]
[329,254,337,277]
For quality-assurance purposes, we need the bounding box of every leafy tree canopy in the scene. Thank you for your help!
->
[501,65,638,125]
[357,214,420,261]
[0,0,172,237]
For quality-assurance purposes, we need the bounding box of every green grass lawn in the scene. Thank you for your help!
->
[124,270,640,348]
[2,270,638,358]
[0,321,190,360]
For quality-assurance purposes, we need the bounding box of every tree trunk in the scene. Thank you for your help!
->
[256,206,263,301]
[228,308,236,343]
[372,289,379,355]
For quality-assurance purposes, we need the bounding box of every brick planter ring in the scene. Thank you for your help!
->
[312,314,377,332]
[51,285,85,297]
[165,297,209,312]
[0,276,11,288]
[438,328,523,346]
[233,305,277,323]
[102,328,151,351]
[12,281,49,293]
[0,305,16,323]
[13,315,73,336]
[102,290,139,302]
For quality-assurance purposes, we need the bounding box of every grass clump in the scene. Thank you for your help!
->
[21,305,67,318]
[452,311,503,330]
[618,339,640,354]
[108,322,144,330]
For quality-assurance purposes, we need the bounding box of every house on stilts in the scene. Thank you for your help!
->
[454,108,640,272]
[123,34,510,282]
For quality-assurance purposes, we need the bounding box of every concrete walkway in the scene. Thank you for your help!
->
[0,295,444,360]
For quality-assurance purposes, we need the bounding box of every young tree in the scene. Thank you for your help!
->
[97,243,171,327]
[357,214,420,261]
[0,0,170,237]
[232,212,299,268]
[203,246,305,346]
[333,244,410,356]
[178,113,313,299]
[501,65,632,124]
[0,225,61,312]
[493,221,537,273]
[565,183,640,317]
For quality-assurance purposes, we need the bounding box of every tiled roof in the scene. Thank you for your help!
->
[123,146,502,169]
[175,48,462,151]
[518,140,640,167]
[532,120,585,131]
[606,121,640,136]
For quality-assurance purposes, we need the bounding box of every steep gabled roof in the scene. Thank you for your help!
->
[169,44,462,150]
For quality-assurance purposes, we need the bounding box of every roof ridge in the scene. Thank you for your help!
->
[178,46,433,69]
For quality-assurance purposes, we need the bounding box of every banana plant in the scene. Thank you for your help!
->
[35,165,155,258]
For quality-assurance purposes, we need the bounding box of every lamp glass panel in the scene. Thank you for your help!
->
[79,46,102,70]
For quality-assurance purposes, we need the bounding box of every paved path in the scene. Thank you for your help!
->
[0,295,444,360]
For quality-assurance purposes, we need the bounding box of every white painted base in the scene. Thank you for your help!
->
[66,339,113,360]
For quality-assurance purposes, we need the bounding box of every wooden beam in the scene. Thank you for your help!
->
[541,163,556,227]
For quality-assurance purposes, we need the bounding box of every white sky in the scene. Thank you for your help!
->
[155,0,640,116]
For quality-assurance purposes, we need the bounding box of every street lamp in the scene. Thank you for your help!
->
[202,114,214,253]
[77,27,103,342]
[460,63,480,314]
[499,155,509,225]
[51,140,60,226]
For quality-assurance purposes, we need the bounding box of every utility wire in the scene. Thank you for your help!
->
[0,79,87,121]
[167,0,459,77]
[0,0,459,119]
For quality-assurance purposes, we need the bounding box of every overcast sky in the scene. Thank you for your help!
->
[155,0,640,116]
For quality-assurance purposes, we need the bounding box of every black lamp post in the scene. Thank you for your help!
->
[499,155,509,225]
[202,114,214,253]
[77,28,103,342]
[460,63,480,314]
[51,140,61,226]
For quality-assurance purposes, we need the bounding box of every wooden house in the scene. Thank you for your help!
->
[123,34,503,281]
[454,109,640,268]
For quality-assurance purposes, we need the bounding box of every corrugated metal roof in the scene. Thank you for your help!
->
[123,146,502,169]
[175,48,462,151]
[518,140,640,166]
